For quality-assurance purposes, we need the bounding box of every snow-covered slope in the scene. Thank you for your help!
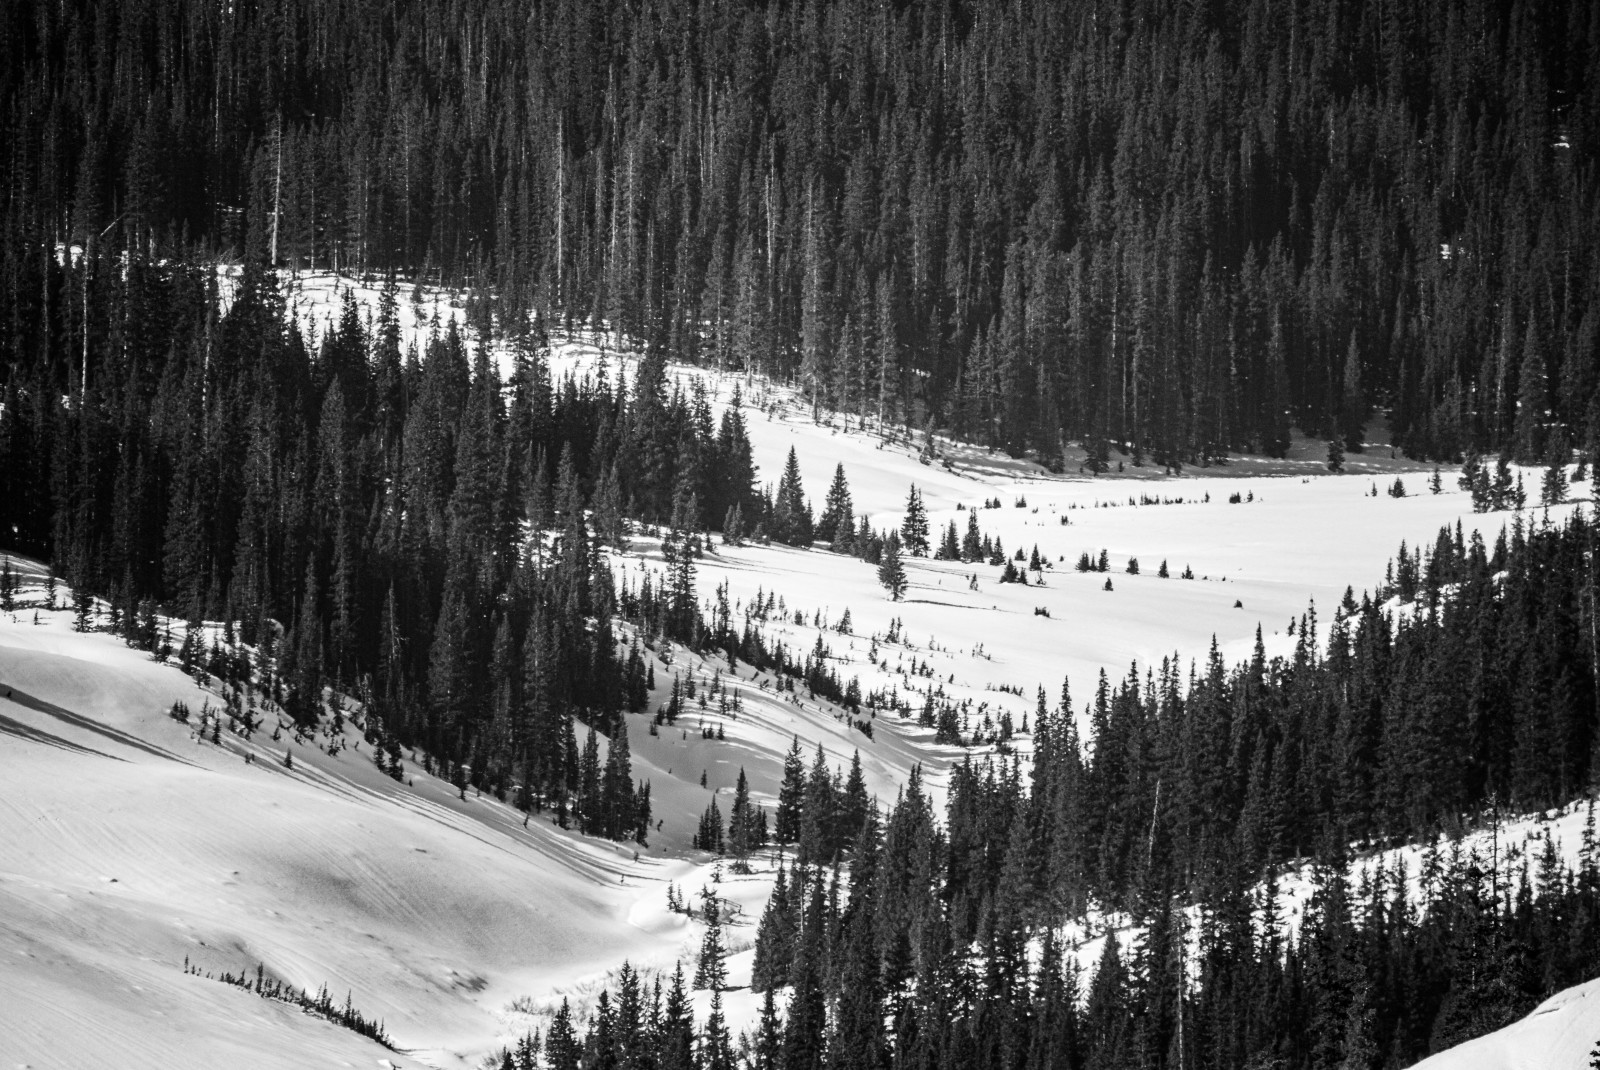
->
[1410,977,1600,1070]
[5,271,1593,1067]
[0,570,707,1067]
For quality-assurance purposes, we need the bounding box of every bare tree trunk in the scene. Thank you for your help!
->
[270,113,282,267]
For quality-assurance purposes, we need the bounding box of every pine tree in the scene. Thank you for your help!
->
[753,987,782,1070]
[1492,454,1515,509]
[878,533,908,601]
[658,964,695,1070]
[1543,460,1569,505]
[781,875,829,1070]
[715,388,758,523]
[545,999,581,1070]
[818,464,853,548]
[578,725,603,833]
[751,864,795,992]
[773,447,812,546]
[701,988,736,1070]
[776,738,806,843]
[594,462,628,551]
[693,913,727,991]
[900,485,929,557]
[694,798,725,853]
[961,510,983,562]
[662,516,699,645]
[601,719,636,840]
[839,751,869,849]
[830,511,855,556]
[729,767,756,870]
[723,503,745,547]
[797,743,837,864]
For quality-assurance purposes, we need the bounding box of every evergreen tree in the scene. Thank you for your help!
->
[545,999,581,1070]
[781,875,829,1070]
[900,486,929,557]
[751,864,796,992]
[961,511,983,563]
[877,533,908,602]
[818,464,853,549]
[728,767,757,870]
[693,913,727,991]
[1543,459,1569,505]
[723,503,746,547]
[753,987,782,1070]
[658,965,695,1070]
[594,463,628,551]
[694,798,725,854]
[773,448,812,547]
[776,738,806,843]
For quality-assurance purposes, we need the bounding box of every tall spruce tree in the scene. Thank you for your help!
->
[772,447,812,547]
[818,464,853,550]
[878,533,908,602]
[900,486,929,557]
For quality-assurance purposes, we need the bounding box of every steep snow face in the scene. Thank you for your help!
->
[1408,977,1600,1070]
[0,559,860,1067]
[0,572,702,1068]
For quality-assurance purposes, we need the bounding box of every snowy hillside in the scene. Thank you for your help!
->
[1409,977,1600,1070]
[0,550,944,1066]
[0,564,694,1067]
[4,271,1595,1068]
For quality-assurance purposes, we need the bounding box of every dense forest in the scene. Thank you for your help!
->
[529,511,1600,1070]
[534,818,1600,1070]
[3,0,1599,467]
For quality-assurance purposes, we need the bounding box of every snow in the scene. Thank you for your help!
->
[217,268,475,355]
[1410,976,1600,1070]
[4,271,1594,1066]
[0,572,712,1066]
[546,332,1583,756]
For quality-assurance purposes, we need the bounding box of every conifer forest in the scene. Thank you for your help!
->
[4,0,1600,1067]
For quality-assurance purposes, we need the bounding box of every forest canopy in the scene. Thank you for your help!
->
[3,0,1598,467]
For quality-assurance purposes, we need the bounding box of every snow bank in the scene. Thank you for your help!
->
[1410,977,1600,1070]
